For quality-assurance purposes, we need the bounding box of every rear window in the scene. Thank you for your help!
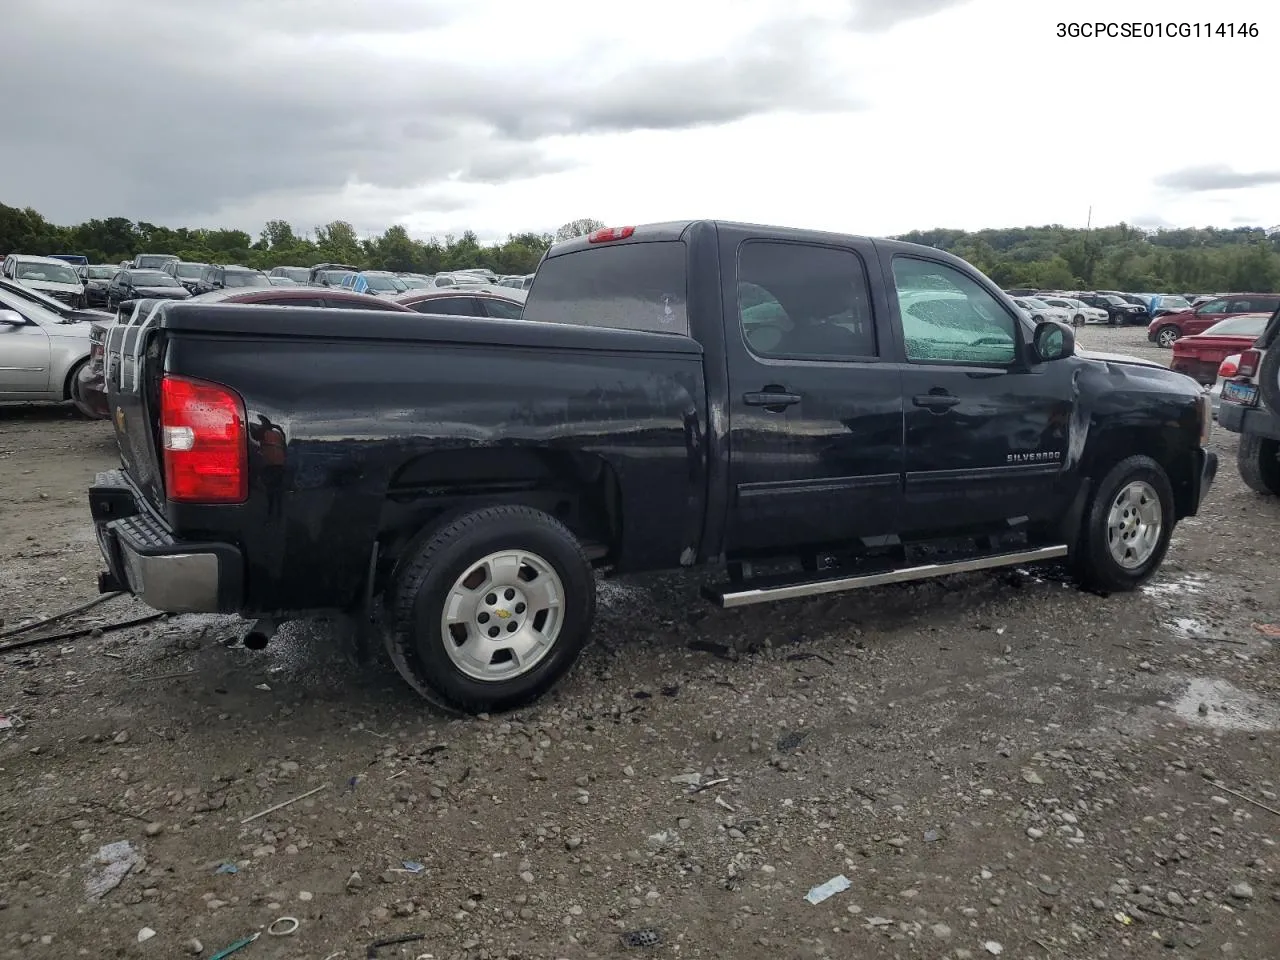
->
[1204,314,1268,336]
[523,241,688,335]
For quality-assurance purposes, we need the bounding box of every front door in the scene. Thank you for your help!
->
[883,251,1076,538]
[0,305,51,395]
[722,231,904,555]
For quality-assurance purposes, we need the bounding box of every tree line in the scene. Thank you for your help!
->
[3,200,1279,292]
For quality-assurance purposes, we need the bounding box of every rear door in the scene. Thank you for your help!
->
[883,249,1076,537]
[720,228,904,554]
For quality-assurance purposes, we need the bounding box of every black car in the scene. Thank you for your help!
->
[90,219,1215,714]
[163,260,210,294]
[1074,292,1147,326]
[78,264,119,308]
[1098,290,1152,325]
[104,269,192,310]
[191,264,271,295]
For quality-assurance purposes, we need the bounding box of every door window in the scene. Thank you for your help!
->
[1196,299,1228,314]
[409,297,478,316]
[736,241,876,359]
[892,257,1017,365]
[480,297,524,319]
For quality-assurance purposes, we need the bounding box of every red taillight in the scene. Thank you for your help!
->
[159,374,248,503]
[587,226,635,243]
[1218,355,1240,378]
[1237,349,1261,378]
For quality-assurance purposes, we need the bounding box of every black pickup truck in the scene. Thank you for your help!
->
[89,221,1217,713]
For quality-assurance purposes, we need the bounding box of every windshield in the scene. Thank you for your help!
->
[0,288,65,325]
[16,261,80,285]
[135,255,176,269]
[175,263,204,278]
[1103,295,1127,306]
[1158,295,1191,310]
[1203,314,1269,336]
[398,277,431,289]
[131,271,180,287]
[321,271,354,285]
[86,266,116,280]
[1024,298,1051,309]
[364,274,407,292]
[224,270,270,288]
[276,267,310,282]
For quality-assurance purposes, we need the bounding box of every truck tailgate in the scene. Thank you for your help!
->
[106,300,168,511]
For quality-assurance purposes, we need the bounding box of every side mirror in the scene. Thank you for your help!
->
[0,308,26,326]
[1032,320,1074,363]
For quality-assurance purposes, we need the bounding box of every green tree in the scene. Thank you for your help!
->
[555,218,605,242]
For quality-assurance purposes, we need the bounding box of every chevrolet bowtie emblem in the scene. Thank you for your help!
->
[495,609,511,619]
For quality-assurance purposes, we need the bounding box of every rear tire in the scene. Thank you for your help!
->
[1156,325,1180,348]
[66,360,96,419]
[385,505,596,713]
[1237,435,1280,496]
[1072,455,1175,592]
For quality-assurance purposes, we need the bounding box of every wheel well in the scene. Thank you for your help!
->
[375,448,623,582]
[1084,428,1199,520]
[63,357,88,400]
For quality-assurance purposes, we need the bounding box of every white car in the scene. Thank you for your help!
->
[1,254,86,308]
[1037,296,1109,325]
[1012,297,1071,326]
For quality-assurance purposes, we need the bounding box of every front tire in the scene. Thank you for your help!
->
[1072,455,1175,592]
[1155,325,1180,348]
[1073,313,1084,327]
[1237,435,1280,495]
[385,505,596,713]
[67,360,96,419]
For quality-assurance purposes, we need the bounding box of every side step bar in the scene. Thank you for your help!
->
[704,545,1069,609]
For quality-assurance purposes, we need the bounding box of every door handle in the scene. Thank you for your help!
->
[912,393,961,411]
[743,390,802,409]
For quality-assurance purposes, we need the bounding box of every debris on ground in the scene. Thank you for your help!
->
[804,874,851,905]
[620,929,662,948]
[84,840,140,900]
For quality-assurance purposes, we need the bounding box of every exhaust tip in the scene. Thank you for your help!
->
[242,631,270,650]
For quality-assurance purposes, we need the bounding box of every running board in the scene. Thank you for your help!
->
[704,545,1069,609]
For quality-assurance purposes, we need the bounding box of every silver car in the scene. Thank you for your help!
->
[0,284,95,415]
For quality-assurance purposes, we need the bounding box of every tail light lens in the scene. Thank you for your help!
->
[1237,348,1261,378]
[1218,354,1240,379]
[159,374,248,503]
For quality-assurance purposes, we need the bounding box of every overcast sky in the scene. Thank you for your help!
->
[1,0,1274,243]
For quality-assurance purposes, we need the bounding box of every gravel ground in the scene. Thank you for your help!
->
[1,324,1278,959]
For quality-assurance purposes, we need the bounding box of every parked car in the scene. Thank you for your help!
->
[0,282,95,416]
[1070,292,1147,325]
[396,274,435,290]
[1217,305,1280,493]
[89,219,1215,713]
[431,271,491,287]
[394,285,526,319]
[1208,353,1242,418]
[1148,294,1280,347]
[497,274,535,291]
[131,254,179,271]
[2,254,86,306]
[342,270,409,296]
[268,266,311,284]
[78,264,119,307]
[308,262,360,286]
[1036,296,1109,326]
[47,254,89,266]
[1169,313,1270,385]
[0,276,111,323]
[162,261,209,294]
[1147,294,1192,319]
[105,269,192,311]
[191,264,271,296]
[187,287,417,311]
[1011,297,1070,326]
[1099,291,1153,321]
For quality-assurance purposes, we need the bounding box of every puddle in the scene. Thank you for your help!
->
[1142,573,1208,601]
[1172,677,1280,732]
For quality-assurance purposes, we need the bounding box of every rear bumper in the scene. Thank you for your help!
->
[1169,358,1219,385]
[89,469,243,613]
[1219,400,1280,439]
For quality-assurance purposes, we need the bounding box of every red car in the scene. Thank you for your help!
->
[1148,293,1280,348]
[394,284,526,319]
[1169,312,1270,385]
[77,288,414,418]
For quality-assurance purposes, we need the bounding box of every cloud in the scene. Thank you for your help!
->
[0,0,862,233]
[1154,165,1280,192]
[847,0,977,30]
